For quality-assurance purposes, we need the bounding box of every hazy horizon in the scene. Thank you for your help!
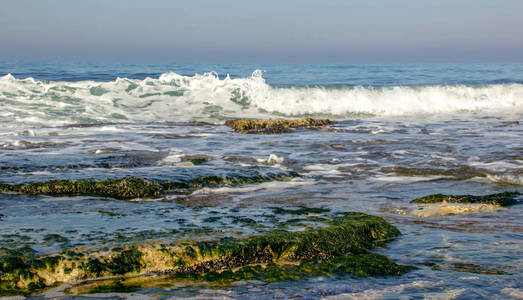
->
[1,0,523,63]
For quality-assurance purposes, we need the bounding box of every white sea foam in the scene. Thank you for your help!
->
[501,288,523,299]
[191,179,314,195]
[257,154,285,165]
[303,163,343,177]
[1,72,522,126]
[372,175,450,183]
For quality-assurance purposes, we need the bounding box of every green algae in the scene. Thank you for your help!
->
[411,191,521,207]
[0,247,46,296]
[231,217,257,226]
[0,172,300,200]
[273,206,330,215]
[70,253,413,295]
[432,263,511,275]
[75,281,141,294]
[381,166,486,180]
[225,118,336,134]
[0,183,12,193]
[0,178,163,199]
[85,248,143,276]
[182,155,211,165]
[162,172,300,191]
[0,212,410,296]
[190,253,414,283]
[98,210,126,217]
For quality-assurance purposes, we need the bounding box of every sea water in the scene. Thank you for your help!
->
[0,62,522,299]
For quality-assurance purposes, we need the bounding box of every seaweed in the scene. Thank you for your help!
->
[273,206,330,215]
[381,166,486,180]
[411,191,521,207]
[0,172,300,200]
[432,262,511,275]
[0,247,45,296]
[66,254,414,295]
[191,253,414,283]
[84,248,143,277]
[3,178,163,199]
[182,155,211,165]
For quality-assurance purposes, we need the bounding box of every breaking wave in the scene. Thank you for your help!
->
[0,71,521,126]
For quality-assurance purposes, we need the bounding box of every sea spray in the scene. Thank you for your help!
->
[1,72,522,126]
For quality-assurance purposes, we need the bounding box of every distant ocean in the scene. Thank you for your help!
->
[0,62,522,299]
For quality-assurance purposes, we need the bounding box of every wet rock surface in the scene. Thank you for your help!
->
[225,118,336,134]
[411,191,521,207]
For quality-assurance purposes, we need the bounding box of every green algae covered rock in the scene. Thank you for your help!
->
[68,253,414,295]
[411,191,521,207]
[0,172,300,200]
[195,253,414,283]
[11,178,163,199]
[0,247,47,296]
[225,118,336,134]
[0,212,411,296]
[432,262,511,275]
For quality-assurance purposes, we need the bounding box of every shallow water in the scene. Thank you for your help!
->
[0,63,522,299]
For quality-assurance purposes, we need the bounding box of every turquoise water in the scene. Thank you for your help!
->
[0,63,522,299]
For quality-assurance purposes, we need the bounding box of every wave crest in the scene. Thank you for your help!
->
[0,71,521,126]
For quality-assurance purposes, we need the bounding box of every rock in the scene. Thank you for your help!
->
[225,118,336,134]
[410,191,521,207]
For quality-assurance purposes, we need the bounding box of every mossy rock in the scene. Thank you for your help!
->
[411,191,521,207]
[71,253,414,294]
[0,212,410,295]
[0,172,300,200]
[0,247,47,296]
[182,155,211,165]
[1,178,163,199]
[162,172,300,190]
[381,166,486,180]
[225,118,336,134]
[193,253,414,283]
[272,206,330,215]
[432,262,511,275]
[85,248,143,276]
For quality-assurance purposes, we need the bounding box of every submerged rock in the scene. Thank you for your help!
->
[432,262,511,275]
[410,191,521,207]
[381,165,486,180]
[272,206,330,215]
[225,118,336,134]
[0,212,412,296]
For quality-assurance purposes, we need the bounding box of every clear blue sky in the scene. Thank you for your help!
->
[1,0,522,63]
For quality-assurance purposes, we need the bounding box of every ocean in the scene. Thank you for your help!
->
[0,62,522,299]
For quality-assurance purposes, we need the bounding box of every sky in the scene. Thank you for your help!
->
[1,0,522,63]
